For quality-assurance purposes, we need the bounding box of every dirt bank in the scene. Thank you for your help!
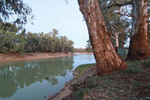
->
[49,60,150,100]
[74,52,93,55]
[49,65,96,100]
[0,52,72,62]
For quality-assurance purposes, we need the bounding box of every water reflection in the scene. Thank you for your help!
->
[0,56,74,98]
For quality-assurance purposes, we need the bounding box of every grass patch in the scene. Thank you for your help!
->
[86,78,98,88]
[72,60,150,100]
[74,88,88,100]
[121,65,143,74]
[126,60,141,65]
[75,63,96,77]
[131,80,142,87]
[147,84,150,89]
[119,61,144,74]
[144,97,150,99]
[142,57,150,68]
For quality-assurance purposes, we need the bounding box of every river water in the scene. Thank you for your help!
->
[0,54,95,100]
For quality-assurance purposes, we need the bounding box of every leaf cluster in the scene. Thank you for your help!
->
[0,0,33,28]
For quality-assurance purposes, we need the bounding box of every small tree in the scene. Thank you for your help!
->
[85,40,92,52]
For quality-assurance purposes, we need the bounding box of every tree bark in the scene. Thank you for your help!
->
[121,32,124,48]
[78,0,126,75]
[115,32,119,48]
[127,0,150,60]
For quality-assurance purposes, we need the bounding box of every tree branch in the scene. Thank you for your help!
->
[116,12,133,17]
[107,1,132,8]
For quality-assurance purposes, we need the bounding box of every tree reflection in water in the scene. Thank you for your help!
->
[0,56,74,98]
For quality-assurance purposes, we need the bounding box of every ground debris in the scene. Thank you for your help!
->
[49,60,150,100]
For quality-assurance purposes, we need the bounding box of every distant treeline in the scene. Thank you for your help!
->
[74,48,87,52]
[0,23,74,54]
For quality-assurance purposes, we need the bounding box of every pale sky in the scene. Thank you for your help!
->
[24,0,89,48]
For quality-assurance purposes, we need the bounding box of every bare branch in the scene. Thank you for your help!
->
[116,12,133,17]
[111,36,116,40]
[110,23,116,32]
[107,1,132,8]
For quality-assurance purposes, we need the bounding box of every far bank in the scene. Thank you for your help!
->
[0,52,93,62]
[0,52,72,62]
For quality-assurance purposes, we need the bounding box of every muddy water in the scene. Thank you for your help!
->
[0,54,95,100]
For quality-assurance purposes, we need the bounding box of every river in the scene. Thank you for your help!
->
[0,54,95,100]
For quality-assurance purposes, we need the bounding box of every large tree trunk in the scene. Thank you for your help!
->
[78,0,126,75]
[127,0,150,60]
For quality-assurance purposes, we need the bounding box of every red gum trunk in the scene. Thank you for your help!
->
[78,0,126,75]
[127,0,150,60]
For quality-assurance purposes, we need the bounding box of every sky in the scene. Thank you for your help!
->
[24,0,89,48]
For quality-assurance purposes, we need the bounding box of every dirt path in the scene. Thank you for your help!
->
[0,52,72,62]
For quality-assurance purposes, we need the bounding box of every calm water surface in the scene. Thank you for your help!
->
[0,54,95,100]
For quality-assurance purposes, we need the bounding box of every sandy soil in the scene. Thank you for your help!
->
[0,52,72,62]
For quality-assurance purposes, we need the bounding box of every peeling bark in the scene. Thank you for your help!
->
[127,0,150,60]
[78,0,126,75]
[115,32,119,48]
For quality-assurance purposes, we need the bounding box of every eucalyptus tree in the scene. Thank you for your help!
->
[85,40,92,52]
[25,32,38,52]
[59,36,68,52]
[38,32,45,52]
[78,0,126,75]
[78,0,150,74]
[109,19,130,48]
[0,22,18,32]
[0,30,17,53]
[99,0,131,48]
[127,0,150,60]
[0,23,18,53]
[0,0,33,28]
[105,0,150,60]
[65,40,74,52]
[15,30,27,54]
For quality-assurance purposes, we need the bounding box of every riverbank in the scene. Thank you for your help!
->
[74,52,93,55]
[49,59,150,100]
[0,52,94,62]
[0,52,72,62]
[49,64,96,100]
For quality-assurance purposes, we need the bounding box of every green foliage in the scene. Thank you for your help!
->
[0,29,17,53]
[144,97,150,100]
[0,0,33,28]
[74,88,88,100]
[0,23,18,32]
[120,61,144,74]
[75,63,96,77]
[0,23,74,54]
[131,80,141,87]
[85,40,92,52]
[99,0,131,47]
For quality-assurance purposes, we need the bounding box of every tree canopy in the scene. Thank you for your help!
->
[0,23,74,54]
[0,0,33,28]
